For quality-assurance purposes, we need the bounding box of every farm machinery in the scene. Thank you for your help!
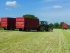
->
[0,17,53,32]
[16,17,53,32]
[62,23,68,30]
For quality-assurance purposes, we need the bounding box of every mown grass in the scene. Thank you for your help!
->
[0,29,70,53]
[62,29,70,43]
[62,29,70,50]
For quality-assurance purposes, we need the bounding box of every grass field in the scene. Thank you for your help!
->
[0,29,70,53]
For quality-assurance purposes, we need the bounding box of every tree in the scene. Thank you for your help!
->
[53,22,59,28]
[68,25,70,29]
[59,22,65,28]
[49,23,53,27]
[23,14,38,19]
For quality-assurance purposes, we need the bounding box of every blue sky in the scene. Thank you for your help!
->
[0,0,70,24]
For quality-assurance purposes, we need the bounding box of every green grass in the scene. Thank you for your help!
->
[0,29,70,53]
[0,27,3,30]
[62,29,70,50]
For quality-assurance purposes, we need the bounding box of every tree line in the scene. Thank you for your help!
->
[49,22,70,29]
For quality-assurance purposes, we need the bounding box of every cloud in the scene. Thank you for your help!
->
[6,8,11,10]
[53,5,62,8]
[6,1,19,7]
[41,5,62,10]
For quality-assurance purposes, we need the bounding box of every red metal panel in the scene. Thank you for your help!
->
[16,17,24,28]
[62,24,68,29]
[1,17,7,22]
[16,22,24,28]
[0,19,1,27]
[24,18,39,28]
[16,17,39,29]
[1,22,7,27]
[0,22,1,27]
[1,18,8,27]
[1,17,16,28]
[8,18,16,27]
[16,17,24,22]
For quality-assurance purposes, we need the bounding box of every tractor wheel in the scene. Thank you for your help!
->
[48,28,53,32]
[40,26,45,31]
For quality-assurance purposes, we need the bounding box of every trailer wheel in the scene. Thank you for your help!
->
[40,26,45,31]
[28,28,31,31]
[37,28,40,31]
[26,28,31,32]
[6,27,11,30]
[12,28,15,30]
[4,28,7,30]
[19,29,22,31]
[65,28,67,30]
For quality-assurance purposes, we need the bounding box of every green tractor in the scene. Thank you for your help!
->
[38,21,53,32]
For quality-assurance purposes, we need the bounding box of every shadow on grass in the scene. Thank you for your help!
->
[0,28,53,32]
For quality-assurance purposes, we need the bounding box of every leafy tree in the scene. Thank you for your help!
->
[53,22,59,28]
[23,14,38,19]
[68,25,70,29]
[49,23,53,27]
[59,22,65,28]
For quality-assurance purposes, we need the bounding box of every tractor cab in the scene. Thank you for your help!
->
[39,21,48,25]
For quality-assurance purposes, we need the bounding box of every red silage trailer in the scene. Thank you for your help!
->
[16,17,39,31]
[0,19,1,27]
[0,22,1,27]
[62,23,68,30]
[1,17,16,30]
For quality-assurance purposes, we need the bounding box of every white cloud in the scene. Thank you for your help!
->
[6,8,12,11]
[41,5,62,10]
[53,5,62,8]
[6,1,19,7]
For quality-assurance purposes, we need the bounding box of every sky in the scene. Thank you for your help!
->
[0,0,70,24]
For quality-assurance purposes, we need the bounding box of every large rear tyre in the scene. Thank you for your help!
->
[48,28,53,32]
[40,26,45,31]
